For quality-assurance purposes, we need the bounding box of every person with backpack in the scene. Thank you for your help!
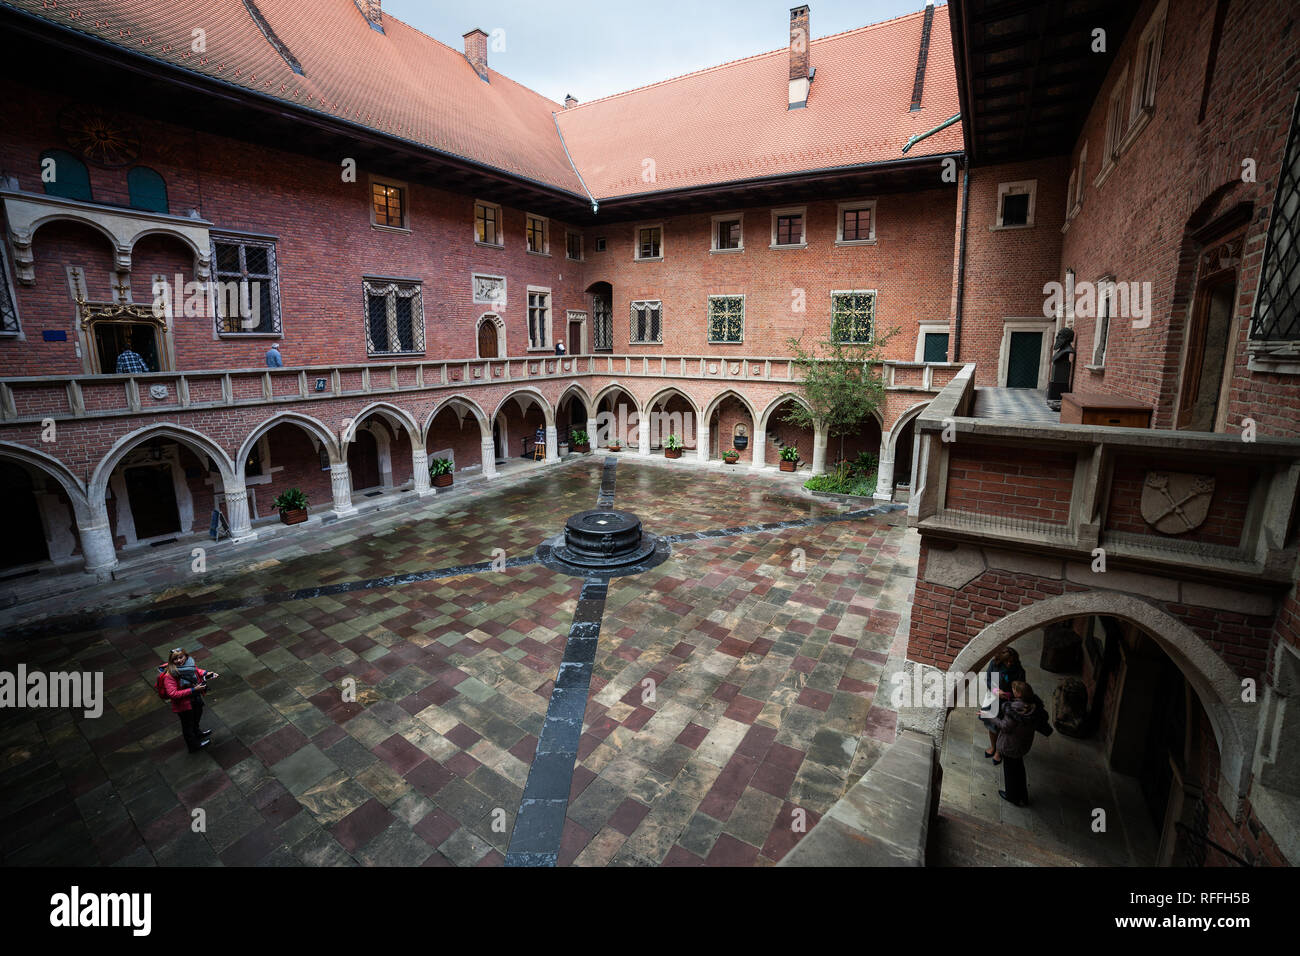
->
[991,679,1048,807]
[980,646,1026,764]
[156,648,219,753]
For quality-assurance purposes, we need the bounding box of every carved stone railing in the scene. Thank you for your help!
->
[0,356,963,424]
[908,365,1300,588]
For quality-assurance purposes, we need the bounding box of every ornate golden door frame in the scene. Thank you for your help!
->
[76,297,175,375]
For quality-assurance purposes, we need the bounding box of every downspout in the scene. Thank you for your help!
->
[554,112,599,215]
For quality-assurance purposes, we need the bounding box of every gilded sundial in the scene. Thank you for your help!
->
[59,104,142,168]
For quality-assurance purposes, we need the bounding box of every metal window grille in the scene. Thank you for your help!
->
[593,297,613,351]
[363,279,424,354]
[1250,93,1300,343]
[372,182,404,228]
[708,296,744,343]
[211,236,281,334]
[528,290,549,348]
[831,291,875,343]
[631,300,661,343]
[0,243,19,333]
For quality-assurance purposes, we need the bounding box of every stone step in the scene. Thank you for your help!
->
[930,806,1085,867]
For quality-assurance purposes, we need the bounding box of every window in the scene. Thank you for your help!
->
[526,214,549,254]
[363,279,424,354]
[1092,278,1114,367]
[566,230,583,261]
[39,149,92,202]
[771,207,806,247]
[127,167,168,214]
[635,225,662,260]
[371,180,406,229]
[1065,172,1078,219]
[630,300,662,344]
[707,295,745,343]
[1102,64,1131,169]
[475,201,502,246]
[1130,0,1167,122]
[0,242,19,335]
[527,287,551,349]
[837,200,876,244]
[712,214,743,251]
[995,181,1036,228]
[1074,143,1087,212]
[592,293,613,351]
[1250,93,1300,345]
[830,290,875,343]
[595,237,607,252]
[211,235,281,335]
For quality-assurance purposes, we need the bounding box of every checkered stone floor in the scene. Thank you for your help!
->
[0,459,914,867]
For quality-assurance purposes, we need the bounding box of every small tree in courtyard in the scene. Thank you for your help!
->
[782,324,896,464]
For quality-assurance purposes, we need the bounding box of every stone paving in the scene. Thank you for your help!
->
[0,457,914,867]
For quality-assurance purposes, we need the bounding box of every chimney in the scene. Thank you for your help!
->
[354,0,383,33]
[788,6,812,110]
[910,1,935,111]
[464,29,489,82]
[564,94,578,109]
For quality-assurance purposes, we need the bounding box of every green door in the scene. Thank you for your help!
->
[1006,331,1042,388]
[922,332,949,362]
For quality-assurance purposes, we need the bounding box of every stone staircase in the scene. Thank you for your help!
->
[929,806,1087,867]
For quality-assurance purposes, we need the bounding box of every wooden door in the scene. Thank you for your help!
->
[1177,271,1237,431]
[477,320,498,358]
[1006,331,1042,388]
[347,430,381,490]
[568,320,582,355]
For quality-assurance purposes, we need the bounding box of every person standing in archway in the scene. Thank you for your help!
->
[993,680,1042,807]
[981,646,1025,763]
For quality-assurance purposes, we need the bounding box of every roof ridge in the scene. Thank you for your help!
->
[560,5,938,112]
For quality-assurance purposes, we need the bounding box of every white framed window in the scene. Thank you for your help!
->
[1130,0,1167,124]
[707,295,745,344]
[566,230,583,261]
[526,214,549,255]
[363,278,424,355]
[474,200,503,247]
[771,206,806,248]
[1090,276,1115,368]
[914,322,950,362]
[369,175,409,231]
[994,180,1036,229]
[634,224,663,261]
[711,213,744,252]
[830,290,876,343]
[629,300,662,344]
[1100,64,1131,180]
[836,200,876,244]
[526,286,552,349]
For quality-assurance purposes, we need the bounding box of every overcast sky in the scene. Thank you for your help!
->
[382,0,929,103]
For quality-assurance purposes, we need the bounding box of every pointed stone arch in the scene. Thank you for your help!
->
[556,382,595,420]
[475,312,507,359]
[0,441,91,520]
[91,423,236,505]
[423,395,492,443]
[757,392,814,434]
[493,387,555,427]
[237,411,340,471]
[341,401,422,446]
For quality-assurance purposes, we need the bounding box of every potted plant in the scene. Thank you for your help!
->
[571,429,590,453]
[273,487,309,525]
[779,445,800,472]
[429,457,454,488]
[608,437,623,452]
[664,434,684,459]
[722,450,740,465]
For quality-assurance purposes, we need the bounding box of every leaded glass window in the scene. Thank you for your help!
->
[630,300,662,344]
[211,235,281,334]
[707,295,744,343]
[1251,94,1300,343]
[0,242,19,334]
[593,295,613,351]
[831,291,875,343]
[364,279,424,354]
[528,289,550,348]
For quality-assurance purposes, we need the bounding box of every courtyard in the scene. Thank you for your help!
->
[0,457,919,866]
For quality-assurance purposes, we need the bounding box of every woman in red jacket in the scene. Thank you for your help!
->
[160,648,219,753]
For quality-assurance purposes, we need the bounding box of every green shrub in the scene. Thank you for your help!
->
[273,487,308,511]
[804,471,878,497]
[665,434,683,451]
[571,429,589,446]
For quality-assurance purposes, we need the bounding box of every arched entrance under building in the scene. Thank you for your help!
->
[758,395,816,470]
[593,385,639,448]
[0,460,51,571]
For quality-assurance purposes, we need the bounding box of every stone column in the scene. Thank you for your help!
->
[481,437,498,478]
[752,431,767,469]
[811,427,829,476]
[412,446,432,496]
[545,424,559,464]
[637,416,651,456]
[874,429,895,501]
[224,481,258,542]
[696,425,710,464]
[330,462,357,517]
[78,505,118,579]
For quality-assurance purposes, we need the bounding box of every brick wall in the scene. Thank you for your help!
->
[943,444,1075,524]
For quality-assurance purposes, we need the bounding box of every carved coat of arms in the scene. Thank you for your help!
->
[1140,472,1214,534]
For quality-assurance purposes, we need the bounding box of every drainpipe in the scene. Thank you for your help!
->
[953,163,969,362]
[901,111,960,154]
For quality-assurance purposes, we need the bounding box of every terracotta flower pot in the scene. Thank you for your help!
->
[573,443,590,453]
[724,457,739,465]
[779,460,797,472]
[609,445,622,453]
[665,448,682,459]
[280,508,308,525]
[433,473,454,488]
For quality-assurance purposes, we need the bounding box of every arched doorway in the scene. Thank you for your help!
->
[759,396,816,471]
[593,385,639,448]
[645,388,698,455]
[705,392,756,463]
[476,313,505,359]
[0,461,51,570]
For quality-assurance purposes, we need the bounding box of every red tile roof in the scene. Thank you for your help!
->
[3,0,962,202]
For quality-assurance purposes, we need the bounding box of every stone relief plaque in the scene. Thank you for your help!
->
[471,274,507,306]
[1140,472,1214,534]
